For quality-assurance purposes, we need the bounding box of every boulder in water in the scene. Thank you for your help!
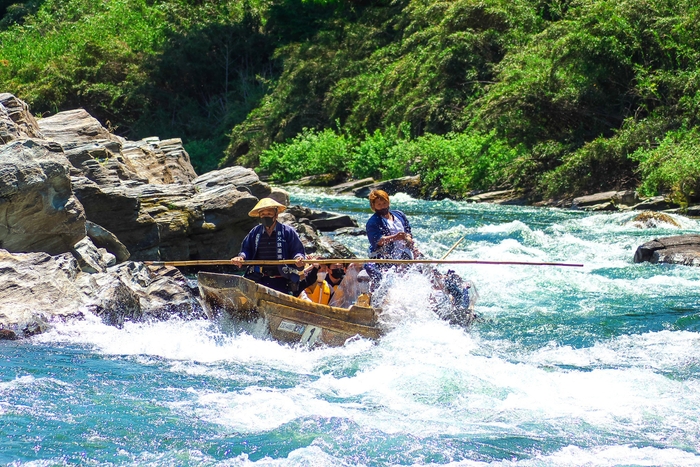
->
[634,235,700,266]
[0,247,203,336]
[353,176,422,198]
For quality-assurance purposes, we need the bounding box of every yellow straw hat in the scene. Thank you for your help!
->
[248,197,287,217]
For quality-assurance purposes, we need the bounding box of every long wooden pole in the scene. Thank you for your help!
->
[440,235,466,260]
[145,258,583,267]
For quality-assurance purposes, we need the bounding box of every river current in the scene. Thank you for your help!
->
[2,190,700,466]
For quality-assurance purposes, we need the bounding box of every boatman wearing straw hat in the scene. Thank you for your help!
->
[231,197,306,294]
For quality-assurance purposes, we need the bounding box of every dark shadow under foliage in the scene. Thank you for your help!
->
[135,11,278,172]
[0,0,43,29]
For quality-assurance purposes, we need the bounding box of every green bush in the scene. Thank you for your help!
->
[258,127,351,181]
[5,0,700,200]
[540,117,672,197]
[0,0,273,171]
[633,128,700,206]
[349,123,411,180]
[407,131,525,196]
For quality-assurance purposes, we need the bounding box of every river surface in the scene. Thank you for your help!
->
[3,190,700,466]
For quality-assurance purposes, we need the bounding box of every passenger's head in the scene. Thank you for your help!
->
[368,190,390,214]
[329,262,346,280]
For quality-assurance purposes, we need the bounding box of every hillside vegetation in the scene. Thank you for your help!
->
[1,0,699,203]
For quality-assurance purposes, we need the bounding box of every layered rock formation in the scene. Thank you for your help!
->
[0,139,86,254]
[33,108,266,261]
[0,94,352,338]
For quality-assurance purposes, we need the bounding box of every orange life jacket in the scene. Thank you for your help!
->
[305,280,333,305]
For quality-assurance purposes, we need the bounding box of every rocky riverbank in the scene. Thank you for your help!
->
[0,94,356,339]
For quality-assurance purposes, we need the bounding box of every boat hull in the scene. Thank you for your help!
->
[198,272,381,346]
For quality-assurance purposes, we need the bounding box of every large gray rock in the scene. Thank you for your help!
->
[0,250,86,335]
[193,166,270,199]
[71,177,161,259]
[83,262,203,327]
[634,235,700,266]
[0,248,203,335]
[121,137,197,185]
[39,110,196,187]
[71,169,266,261]
[1,97,282,262]
[0,93,43,143]
[38,108,122,146]
[571,190,639,210]
[0,139,86,254]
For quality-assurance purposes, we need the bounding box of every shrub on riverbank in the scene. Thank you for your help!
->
[259,126,524,197]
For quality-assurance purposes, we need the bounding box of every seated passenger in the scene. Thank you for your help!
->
[302,262,346,305]
[328,263,365,308]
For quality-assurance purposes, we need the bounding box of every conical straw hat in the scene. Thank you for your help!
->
[248,197,287,217]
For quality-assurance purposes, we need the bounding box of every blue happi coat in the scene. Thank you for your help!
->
[238,222,306,281]
[365,209,412,259]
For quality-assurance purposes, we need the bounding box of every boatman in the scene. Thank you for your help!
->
[366,189,419,260]
[231,197,305,294]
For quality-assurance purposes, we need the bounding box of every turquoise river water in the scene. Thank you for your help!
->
[2,189,700,466]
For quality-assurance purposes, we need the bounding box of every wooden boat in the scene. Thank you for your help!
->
[198,272,382,347]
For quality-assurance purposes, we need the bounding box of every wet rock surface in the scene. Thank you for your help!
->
[0,247,204,337]
[634,235,700,266]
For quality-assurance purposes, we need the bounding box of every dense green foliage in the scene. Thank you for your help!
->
[0,0,274,173]
[2,0,700,201]
[259,125,525,196]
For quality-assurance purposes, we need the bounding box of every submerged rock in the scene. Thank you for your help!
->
[0,329,17,340]
[627,211,681,229]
